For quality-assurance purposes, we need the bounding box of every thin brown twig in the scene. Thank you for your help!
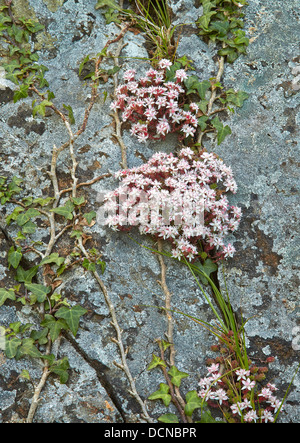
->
[196,54,225,146]
[156,239,193,422]
[77,237,153,423]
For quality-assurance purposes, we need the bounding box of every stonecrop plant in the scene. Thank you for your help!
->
[198,358,283,423]
[110,59,199,143]
[103,147,241,262]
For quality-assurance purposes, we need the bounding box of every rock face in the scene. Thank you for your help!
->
[0,0,299,423]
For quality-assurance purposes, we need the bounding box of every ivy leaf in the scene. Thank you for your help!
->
[148,383,172,407]
[211,116,231,145]
[184,75,201,95]
[5,206,24,225]
[95,0,122,11]
[8,246,22,269]
[83,211,96,225]
[5,337,22,359]
[0,288,16,307]
[16,208,40,227]
[49,356,70,384]
[41,314,68,342]
[32,100,53,118]
[158,413,179,423]
[197,11,217,30]
[22,220,36,234]
[147,353,167,371]
[30,327,49,345]
[196,80,211,100]
[55,305,87,336]
[13,84,29,103]
[16,338,42,359]
[25,283,51,303]
[71,195,85,206]
[79,54,90,76]
[40,253,65,267]
[210,20,230,37]
[82,258,96,272]
[19,369,31,380]
[184,390,202,417]
[50,202,74,220]
[198,115,208,131]
[32,196,54,207]
[168,366,189,388]
[225,89,249,107]
[63,104,75,125]
[16,265,39,283]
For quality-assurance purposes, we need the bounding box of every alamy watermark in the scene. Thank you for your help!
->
[96,188,205,231]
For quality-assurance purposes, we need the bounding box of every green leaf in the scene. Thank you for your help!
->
[16,338,42,359]
[148,383,171,407]
[197,11,217,30]
[71,195,85,206]
[147,353,167,371]
[25,283,51,303]
[225,89,249,107]
[211,116,231,144]
[16,208,40,226]
[9,321,21,333]
[32,100,53,118]
[210,20,230,37]
[158,413,179,423]
[41,314,68,342]
[184,390,202,417]
[198,115,209,131]
[0,288,16,306]
[22,220,36,234]
[5,337,22,359]
[184,75,201,95]
[19,369,31,380]
[8,246,22,269]
[30,327,49,345]
[40,253,65,267]
[196,80,211,100]
[79,55,90,76]
[200,402,224,423]
[192,259,218,285]
[165,61,182,82]
[82,258,96,272]
[13,84,29,103]
[49,357,70,384]
[96,259,106,275]
[50,201,74,220]
[168,366,189,388]
[63,104,75,125]
[95,0,122,11]
[83,211,96,225]
[16,265,39,283]
[33,196,54,207]
[55,305,87,336]
[5,207,24,225]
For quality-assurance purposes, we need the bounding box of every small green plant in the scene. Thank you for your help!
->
[0,1,48,98]
[197,0,249,63]
[95,0,179,62]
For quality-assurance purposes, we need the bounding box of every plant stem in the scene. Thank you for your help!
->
[26,339,51,423]
[77,237,153,423]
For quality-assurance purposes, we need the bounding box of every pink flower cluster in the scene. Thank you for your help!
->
[103,147,241,262]
[110,59,198,142]
[198,364,283,423]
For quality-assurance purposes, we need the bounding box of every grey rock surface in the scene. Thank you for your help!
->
[0,0,299,423]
